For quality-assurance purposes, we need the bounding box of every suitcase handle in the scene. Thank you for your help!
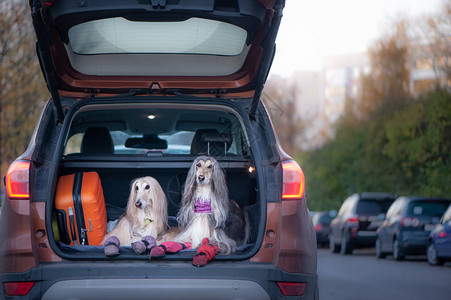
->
[68,207,78,246]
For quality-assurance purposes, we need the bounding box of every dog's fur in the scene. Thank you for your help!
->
[103,176,169,246]
[174,156,247,254]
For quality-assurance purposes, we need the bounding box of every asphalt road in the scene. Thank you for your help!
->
[317,248,451,300]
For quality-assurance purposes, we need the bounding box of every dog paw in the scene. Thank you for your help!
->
[132,236,156,255]
[192,253,208,267]
[104,236,120,257]
[132,240,147,255]
[149,246,166,258]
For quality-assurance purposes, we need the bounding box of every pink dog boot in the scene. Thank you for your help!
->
[132,236,157,255]
[192,238,220,267]
[104,236,120,257]
[149,241,191,258]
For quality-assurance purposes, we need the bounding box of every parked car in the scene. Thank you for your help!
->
[330,193,396,255]
[376,196,451,261]
[427,204,451,265]
[312,210,335,248]
[0,1,319,299]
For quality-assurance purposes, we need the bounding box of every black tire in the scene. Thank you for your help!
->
[340,235,353,255]
[427,243,445,266]
[375,237,387,259]
[329,235,340,253]
[393,238,405,261]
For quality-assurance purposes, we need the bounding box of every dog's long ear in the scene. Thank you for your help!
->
[148,177,168,233]
[210,157,230,228]
[177,157,200,228]
[126,179,138,216]
[181,157,198,206]
[212,158,228,202]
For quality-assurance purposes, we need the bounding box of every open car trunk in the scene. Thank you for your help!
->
[49,97,264,260]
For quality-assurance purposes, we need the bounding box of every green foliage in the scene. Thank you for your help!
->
[299,90,451,211]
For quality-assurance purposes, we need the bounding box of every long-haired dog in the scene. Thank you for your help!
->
[103,176,168,246]
[174,156,247,255]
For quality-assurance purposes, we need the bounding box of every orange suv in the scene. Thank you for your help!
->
[0,0,318,299]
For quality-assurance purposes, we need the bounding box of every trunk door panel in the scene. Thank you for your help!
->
[30,0,283,100]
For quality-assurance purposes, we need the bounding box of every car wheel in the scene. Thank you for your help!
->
[329,235,340,253]
[393,238,405,261]
[340,235,353,255]
[375,238,387,259]
[427,243,444,266]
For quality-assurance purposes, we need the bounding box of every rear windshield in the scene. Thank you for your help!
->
[64,105,250,157]
[356,199,394,215]
[68,17,247,56]
[407,200,450,217]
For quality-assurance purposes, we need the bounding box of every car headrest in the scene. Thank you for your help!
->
[190,129,232,156]
[81,127,114,154]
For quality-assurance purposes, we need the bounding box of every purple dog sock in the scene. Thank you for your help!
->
[132,236,157,255]
[104,236,120,257]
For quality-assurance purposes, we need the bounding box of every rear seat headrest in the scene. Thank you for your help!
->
[190,129,232,156]
[81,127,114,154]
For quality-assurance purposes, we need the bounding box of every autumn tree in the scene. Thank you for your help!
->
[358,19,411,121]
[0,0,48,176]
[262,76,305,156]
[410,0,451,92]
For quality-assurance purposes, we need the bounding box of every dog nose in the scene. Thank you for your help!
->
[198,175,205,182]
[135,201,142,208]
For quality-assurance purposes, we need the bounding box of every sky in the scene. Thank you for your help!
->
[269,0,444,78]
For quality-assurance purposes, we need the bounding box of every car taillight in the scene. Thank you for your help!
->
[314,224,322,232]
[401,217,420,227]
[5,160,30,199]
[4,282,35,296]
[281,160,305,200]
[439,232,447,238]
[277,282,307,296]
[347,215,359,224]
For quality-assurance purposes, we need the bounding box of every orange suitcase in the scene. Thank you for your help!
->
[55,172,107,246]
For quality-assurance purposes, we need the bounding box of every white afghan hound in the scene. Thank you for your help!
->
[174,156,247,254]
[103,176,168,246]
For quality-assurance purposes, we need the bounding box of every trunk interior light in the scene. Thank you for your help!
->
[282,161,305,199]
[5,161,30,199]
[4,282,35,296]
[277,282,307,296]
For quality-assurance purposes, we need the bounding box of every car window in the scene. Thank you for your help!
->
[69,17,247,56]
[442,205,451,223]
[355,199,394,216]
[63,106,250,156]
[318,214,332,223]
[386,201,398,218]
[407,201,450,217]
[338,199,350,217]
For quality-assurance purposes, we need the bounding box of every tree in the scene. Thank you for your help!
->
[359,19,411,121]
[262,76,305,156]
[410,0,451,92]
[0,1,49,176]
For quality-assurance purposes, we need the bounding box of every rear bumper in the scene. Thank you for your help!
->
[316,231,329,244]
[0,261,318,299]
[349,231,377,248]
[400,231,429,254]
